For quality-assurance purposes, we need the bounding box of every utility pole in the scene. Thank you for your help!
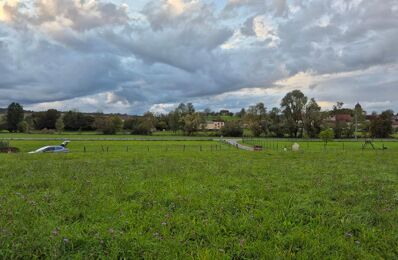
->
[355,109,358,140]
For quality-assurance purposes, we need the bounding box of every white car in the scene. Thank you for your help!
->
[29,141,70,154]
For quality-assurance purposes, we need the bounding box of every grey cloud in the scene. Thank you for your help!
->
[0,0,397,113]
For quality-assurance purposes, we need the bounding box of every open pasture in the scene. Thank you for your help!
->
[0,140,397,258]
[242,138,398,152]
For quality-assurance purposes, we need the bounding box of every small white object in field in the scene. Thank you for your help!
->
[283,148,288,152]
[292,143,300,151]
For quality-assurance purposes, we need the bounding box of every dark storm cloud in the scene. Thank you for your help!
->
[0,0,397,113]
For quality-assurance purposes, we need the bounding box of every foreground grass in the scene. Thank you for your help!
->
[0,141,397,258]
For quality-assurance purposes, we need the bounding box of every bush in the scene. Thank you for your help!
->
[0,140,9,148]
[17,121,29,133]
[220,121,243,137]
[319,129,334,145]
[40,128,55,134]
[94,116,123,135]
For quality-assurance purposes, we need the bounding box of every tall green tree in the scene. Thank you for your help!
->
[55,117,65,133]
[303,98,322,138]
[281,90,308,137]
[33,109,61,129]
[369,110,394,138]
[268,107,284,137]
[63,110,94,131]
[186,103,195,114]
[6,102,24,132]
[183,113,203,136]
[244,103,267,137]
[94,116,123,135]
[167,111,181,133]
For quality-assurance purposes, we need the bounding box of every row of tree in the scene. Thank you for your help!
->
[1,90,396,138]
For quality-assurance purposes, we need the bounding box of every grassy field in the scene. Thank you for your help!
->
[1,139,398,258]
[242,138,398,152]
[0,132,215,140]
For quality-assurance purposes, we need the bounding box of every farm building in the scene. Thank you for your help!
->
[393,114,398,130]
[205,121,225,130]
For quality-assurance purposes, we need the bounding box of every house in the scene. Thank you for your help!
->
[393,114,398,130]
[219,110,233,116]
[335,114,353,123]
[326,114,353,123]
[205,121,225,130]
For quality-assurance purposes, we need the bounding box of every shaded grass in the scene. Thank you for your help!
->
[0,141,397,258]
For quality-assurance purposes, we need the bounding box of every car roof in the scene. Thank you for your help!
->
[36,146,65,151]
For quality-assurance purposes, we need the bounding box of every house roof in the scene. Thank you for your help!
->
[335,114,352,122]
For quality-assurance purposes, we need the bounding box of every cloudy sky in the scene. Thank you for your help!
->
[0,0,397,114]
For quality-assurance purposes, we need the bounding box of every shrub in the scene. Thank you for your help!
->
[94,116,123,135]
[0,140,9,148]
[221,121,243,137]
[17,121,29,133]
[319,129,334,145]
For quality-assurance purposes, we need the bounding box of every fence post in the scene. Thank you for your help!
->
[84,146,86,153]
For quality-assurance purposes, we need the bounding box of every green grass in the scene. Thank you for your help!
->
[0,140,397,258]
[0,132,216,140]
[242,138,398,152]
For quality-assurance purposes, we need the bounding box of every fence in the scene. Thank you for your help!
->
[78,143,233,153]
[241,137,398,152]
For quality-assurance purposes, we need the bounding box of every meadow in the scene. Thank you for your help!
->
[0,139,397,258]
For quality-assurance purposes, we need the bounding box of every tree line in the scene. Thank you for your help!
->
[1,90,396,138]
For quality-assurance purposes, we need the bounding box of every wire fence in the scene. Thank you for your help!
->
[241,137,398,152]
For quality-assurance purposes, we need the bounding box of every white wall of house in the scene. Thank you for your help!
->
[205,121,225,130]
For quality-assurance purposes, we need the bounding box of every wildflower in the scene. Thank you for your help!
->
[51,227,60,236]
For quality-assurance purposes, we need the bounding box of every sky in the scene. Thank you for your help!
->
[0,0,397,114]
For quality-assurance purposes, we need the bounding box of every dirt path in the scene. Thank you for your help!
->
[223,139,254,151]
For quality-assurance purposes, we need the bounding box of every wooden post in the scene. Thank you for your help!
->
[84,146,86,153]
